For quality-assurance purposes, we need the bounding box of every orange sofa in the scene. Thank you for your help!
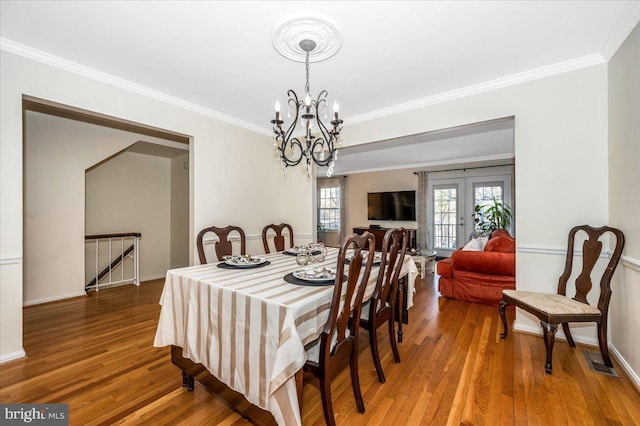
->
[436,230,515,306]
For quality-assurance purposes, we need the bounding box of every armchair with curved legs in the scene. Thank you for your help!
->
[499,225,625,374]
[359,227,408,383]
[299,232,376,426]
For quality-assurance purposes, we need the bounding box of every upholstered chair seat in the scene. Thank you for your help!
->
[502,290,601,318]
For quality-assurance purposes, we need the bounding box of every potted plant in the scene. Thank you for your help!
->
[473,199,513,233]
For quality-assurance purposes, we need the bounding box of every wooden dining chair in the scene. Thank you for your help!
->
[359,227,408,383]
[196,225,246,264]
[499,225,625,374]
[300,232,376,426]
[261,223,294,253]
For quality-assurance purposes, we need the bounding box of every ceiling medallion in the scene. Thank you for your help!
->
[271,12,344,179]
[272,11,343,63]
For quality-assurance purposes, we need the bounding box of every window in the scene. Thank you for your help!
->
[318,187,341,231]
[433,186,457,249]
[473,183,504,230]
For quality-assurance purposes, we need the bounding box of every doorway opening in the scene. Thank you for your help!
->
[23,96,192,305]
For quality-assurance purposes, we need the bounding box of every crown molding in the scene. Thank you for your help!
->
[0,38,272,136]
[600,3,640,61]
[347,54,606,125]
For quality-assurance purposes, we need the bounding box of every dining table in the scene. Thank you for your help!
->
[153,246,418,426]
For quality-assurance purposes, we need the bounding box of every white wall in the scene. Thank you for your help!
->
[608,23,640,385]
[343,65,630,355]
[86,151,173,283]
[0,50,312,360]
[24,112,136,305]
[346,169,418,233]
[170,153,189,269]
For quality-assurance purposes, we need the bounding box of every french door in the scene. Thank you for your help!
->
[428,173,512,257]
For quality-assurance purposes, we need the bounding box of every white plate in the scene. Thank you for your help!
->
[286,246,309,254]
[293,267,337,282]
[346,252,382,265]
[224,257,267,268]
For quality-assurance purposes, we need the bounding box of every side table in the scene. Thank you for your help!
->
[412,251,437,277]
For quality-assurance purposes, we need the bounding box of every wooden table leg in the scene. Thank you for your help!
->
[295,369,303,416]
[398,279,404,344]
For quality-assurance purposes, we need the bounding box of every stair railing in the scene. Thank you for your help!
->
[85,232,141,292]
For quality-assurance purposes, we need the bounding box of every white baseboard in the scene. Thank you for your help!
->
[513,323,640,390]
[23,291,86,307]
[140,274,166,282]
[513,322,599,346]
[0,349,26,363]
[610,345,640,393]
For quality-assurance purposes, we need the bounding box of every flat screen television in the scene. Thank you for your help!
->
[367,190,416,221]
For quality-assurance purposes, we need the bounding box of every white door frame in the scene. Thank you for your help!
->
[427,178,466,258]
[427,167,514,257]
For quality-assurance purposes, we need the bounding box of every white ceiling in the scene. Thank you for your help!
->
[2,1,639,173]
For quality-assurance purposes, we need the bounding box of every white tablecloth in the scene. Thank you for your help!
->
[154,247,417,425]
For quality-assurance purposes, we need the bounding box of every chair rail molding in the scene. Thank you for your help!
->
[202,233,312,245]
[621,255,640,272]
[517,244,611,259]
[0,256,22,266]
[518,245,639,272]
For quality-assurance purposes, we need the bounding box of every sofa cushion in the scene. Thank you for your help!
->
[491,229,512,239]
[462,236,488,251]
[451,250,515,276]
[485,235,515,253]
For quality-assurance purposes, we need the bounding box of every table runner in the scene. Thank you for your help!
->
[154,247,417,425]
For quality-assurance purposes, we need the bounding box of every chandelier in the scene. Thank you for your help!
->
[271,12,344,178]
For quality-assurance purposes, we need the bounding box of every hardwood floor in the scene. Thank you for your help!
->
[1,276,639,425]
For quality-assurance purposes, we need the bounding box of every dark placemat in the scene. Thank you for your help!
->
[283,272,346,287]
[217,261,271,270]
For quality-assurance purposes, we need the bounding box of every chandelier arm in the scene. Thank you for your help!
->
[306,88,338,167]
[276,90,305,168]
[310,137,333,166]
[281,137,305,166]
[284,90,300,143]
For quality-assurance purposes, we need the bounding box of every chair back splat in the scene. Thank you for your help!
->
[499,225,625,374]
[301,232,376,426]
[361,227,408,383]
[558,225,625,311]
[262,223,294,254]
[196,225,246,264]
